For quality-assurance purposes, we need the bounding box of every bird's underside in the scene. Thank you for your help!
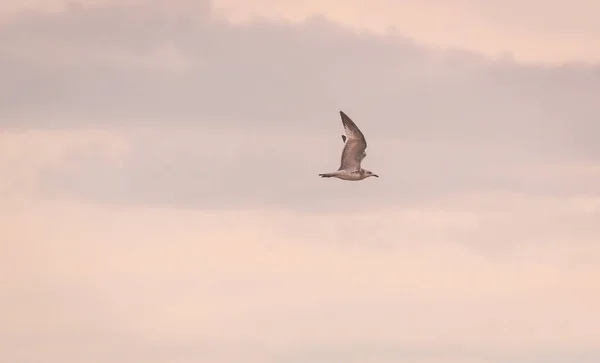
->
[318,169,367,181]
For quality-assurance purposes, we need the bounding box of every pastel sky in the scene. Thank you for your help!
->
[1,1,600,362]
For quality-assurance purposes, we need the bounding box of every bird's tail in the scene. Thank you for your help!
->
[319,173,335,178]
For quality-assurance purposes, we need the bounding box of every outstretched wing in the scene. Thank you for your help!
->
[338,110,367,171]
[341,135,367,160]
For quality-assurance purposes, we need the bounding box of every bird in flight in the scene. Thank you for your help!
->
[319,110,379,181]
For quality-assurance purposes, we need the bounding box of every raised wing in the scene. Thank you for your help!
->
[341,135,367,160]
[338,110,367,171]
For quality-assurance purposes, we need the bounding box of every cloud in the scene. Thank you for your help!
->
[1,1,599,210]
[1,193,600,362]
[2,3,600,362]
[3,1,600,63]
[20,125,595,212]
[1,1,599,135]
[0,129,127,202]
[216,0,600,63]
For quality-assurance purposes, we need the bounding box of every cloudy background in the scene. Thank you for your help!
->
[1,0,600,362]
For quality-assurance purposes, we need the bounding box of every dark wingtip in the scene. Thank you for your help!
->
[339,110,349,124]
[339,110,353,122]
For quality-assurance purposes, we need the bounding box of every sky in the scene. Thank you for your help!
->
[1,1,600,362]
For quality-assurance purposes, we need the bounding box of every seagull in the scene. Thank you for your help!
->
[319,110,379,181]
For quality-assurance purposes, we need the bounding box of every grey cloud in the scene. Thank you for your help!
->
[2,0,600,210]
[37,126,600,214]
[2,1,599,140]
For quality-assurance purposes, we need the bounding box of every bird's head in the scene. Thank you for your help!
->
[364,170,379,178]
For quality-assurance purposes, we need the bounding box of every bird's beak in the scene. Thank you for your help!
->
[373,174,379,178]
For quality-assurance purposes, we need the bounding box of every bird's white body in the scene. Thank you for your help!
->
[319,170,371,181]
[319,110,379,181]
